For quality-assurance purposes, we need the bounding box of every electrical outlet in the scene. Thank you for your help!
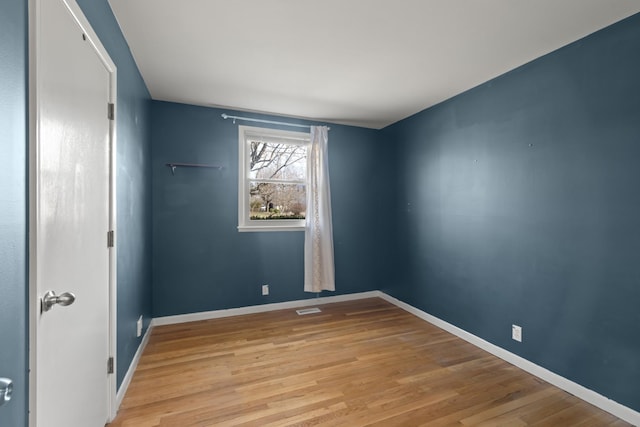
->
[512,324,522,342]
[262,284,269,296]
[136,315,143,337]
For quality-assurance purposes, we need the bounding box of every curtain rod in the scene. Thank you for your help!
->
[221,113,330,130]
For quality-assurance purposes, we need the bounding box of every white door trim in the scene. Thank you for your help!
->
[27,0,118,424]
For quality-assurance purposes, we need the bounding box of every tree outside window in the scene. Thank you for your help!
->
[249,141,307,220]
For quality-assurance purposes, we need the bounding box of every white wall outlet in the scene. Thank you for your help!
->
[512,324,522,342]
[136,315,143,338]
[262,284,269,296]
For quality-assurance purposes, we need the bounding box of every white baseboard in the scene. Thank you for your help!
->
[378,293,640,426]
[151,291,381,327]
[115,324,153,410]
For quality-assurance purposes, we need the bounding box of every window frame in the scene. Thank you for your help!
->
[237,125,310,232]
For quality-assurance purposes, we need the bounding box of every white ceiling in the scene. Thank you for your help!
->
[108,0,640,129]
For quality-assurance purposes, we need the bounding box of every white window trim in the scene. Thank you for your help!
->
[237,125,310,232]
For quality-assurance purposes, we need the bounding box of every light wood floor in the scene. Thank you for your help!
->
[108,298,630,426]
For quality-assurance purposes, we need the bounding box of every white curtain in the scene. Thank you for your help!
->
[304,126,335,293]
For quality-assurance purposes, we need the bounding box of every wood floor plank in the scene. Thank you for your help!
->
[108,298,631,426]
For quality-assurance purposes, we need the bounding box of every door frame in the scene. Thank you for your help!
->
[27,0,118,424]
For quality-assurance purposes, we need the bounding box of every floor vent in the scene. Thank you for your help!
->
[296,307,322,315]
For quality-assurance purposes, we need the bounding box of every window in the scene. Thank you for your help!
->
[238,125,310,232]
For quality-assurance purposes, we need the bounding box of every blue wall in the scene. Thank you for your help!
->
[0,0,28,425]
[151,102,392,316]
[384,13,640,411]
[75,0,153,388]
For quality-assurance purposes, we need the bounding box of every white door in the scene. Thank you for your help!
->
[33,0,114,425]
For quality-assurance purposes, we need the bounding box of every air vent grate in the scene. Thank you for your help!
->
[296,307,321,315]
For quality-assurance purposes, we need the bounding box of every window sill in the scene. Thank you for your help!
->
[238,224,305,232]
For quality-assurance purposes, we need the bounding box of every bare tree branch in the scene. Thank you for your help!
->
[250,141,306,180]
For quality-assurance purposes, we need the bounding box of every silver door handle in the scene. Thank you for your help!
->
[41,290,76,313]
[0,378,12,407]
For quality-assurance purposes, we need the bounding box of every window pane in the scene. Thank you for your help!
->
[249,182,306,220]
[249,141,306,182]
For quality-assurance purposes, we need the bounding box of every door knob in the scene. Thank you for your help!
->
[41,291,76,313]
[0,378,12,407]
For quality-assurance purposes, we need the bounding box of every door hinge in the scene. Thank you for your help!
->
[108,103,115,120]
[107,357,114,374]
[107,230,114,248]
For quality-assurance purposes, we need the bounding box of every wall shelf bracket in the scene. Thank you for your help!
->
[165,162,223,175]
